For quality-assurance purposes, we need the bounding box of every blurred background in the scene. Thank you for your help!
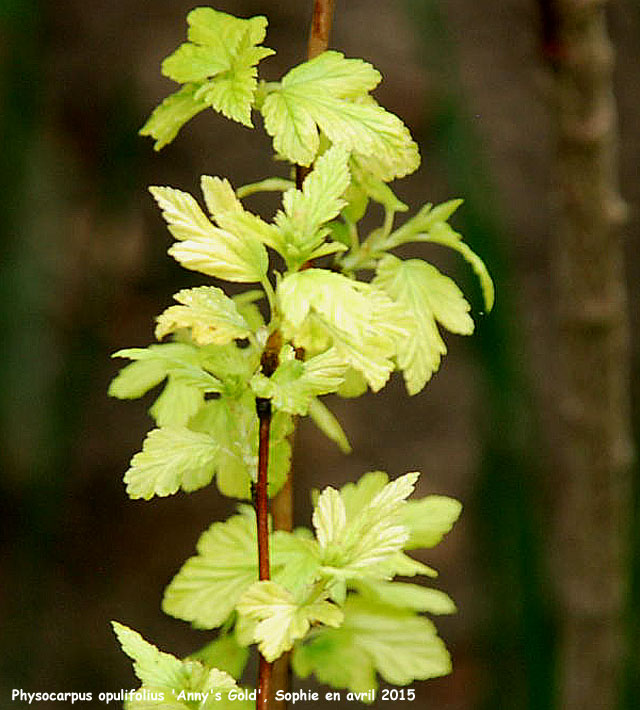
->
[1,0,638,708]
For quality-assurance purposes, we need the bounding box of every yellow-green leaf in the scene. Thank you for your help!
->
[156,287,251,346]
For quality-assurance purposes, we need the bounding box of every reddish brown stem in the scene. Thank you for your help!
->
[306,0,335,60]
[272,5,337,710]
[256,398,272,582]
[255,397,272,709]
[258,655,272,710]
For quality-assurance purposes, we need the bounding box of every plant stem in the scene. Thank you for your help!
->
[295,0,336,189]
[306,0,335,60]
[269,6,338,709]
[255,395,272,709]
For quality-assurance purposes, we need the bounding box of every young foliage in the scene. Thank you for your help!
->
[293,597,451,695]
[112,4,493,705]
[374,255,474,394]
[156,286,252,346]
[112,622,237,709]
[150,185,269,284]
[260,52,419,179]
[124,426,219,499]
[162,512,258,629]
[237,581,343,662]
[141,9,274,147]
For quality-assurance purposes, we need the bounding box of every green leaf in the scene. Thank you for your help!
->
[162,43,229,83]
[343,94,421,183]
[312,472,419,575]
[250,348,346,415]
[338,470,388,518]
[354,580,456,614]
[274,146,351,267]
[112,622,236,710]
[200,176,244,215]
[401,495,462,549]
[197,342,260,395]
[420,223,495,312]
[143,8,274,145]
[261,52,419,179]
[124,427,218,500]
[110,343,219,426]
[163,513,258,629]
[113,622,188,690]
[112,343,201,366]
[156,287,252,346]
[233,291,265,332]
[193,40,275,127]
[385,200,494,311]
[278,270,368,334]
[186,8,267,49]
[277,270,406,391]
[140,84,208,151]
[293,596,451,692]
[150,185,269,283]
[307,398,351,453]
[374,255,474,395]
[109,357,168,400]
[189,393,292,500]
[271,531,322,595]
[190,634,250,680]
[350,157,408,213]
[199,176,285,257]
[149,377,204,427]
[149,186,216,242]
[312,487,346,550]
[237,581,343,662]
[112,344,225,427]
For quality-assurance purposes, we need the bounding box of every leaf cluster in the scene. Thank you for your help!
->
[111,5,494,705]
[115,471,462,698]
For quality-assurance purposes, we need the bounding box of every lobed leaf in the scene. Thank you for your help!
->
[261,51,419,179]
[112,622,237,710]
[293,596,451,693]
[237,581,343,662]
[311,472,419,576]
[274,146,351,267]
[401,495,462,549]
[250,348,346,416]
[139,84,208,151]
[277,270,408,391]
[142,8,274,147]
[385,199,494,311]
[150,185,269,283]
[111,343,224,427]
[155,287,251,346]
[124,427,218,500]
[189,393,292,499]
[162,513,258,629]
[374,255,474,395]
[271,531,323,596]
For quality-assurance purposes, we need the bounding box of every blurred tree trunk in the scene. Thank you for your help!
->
[547,1,634,707]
